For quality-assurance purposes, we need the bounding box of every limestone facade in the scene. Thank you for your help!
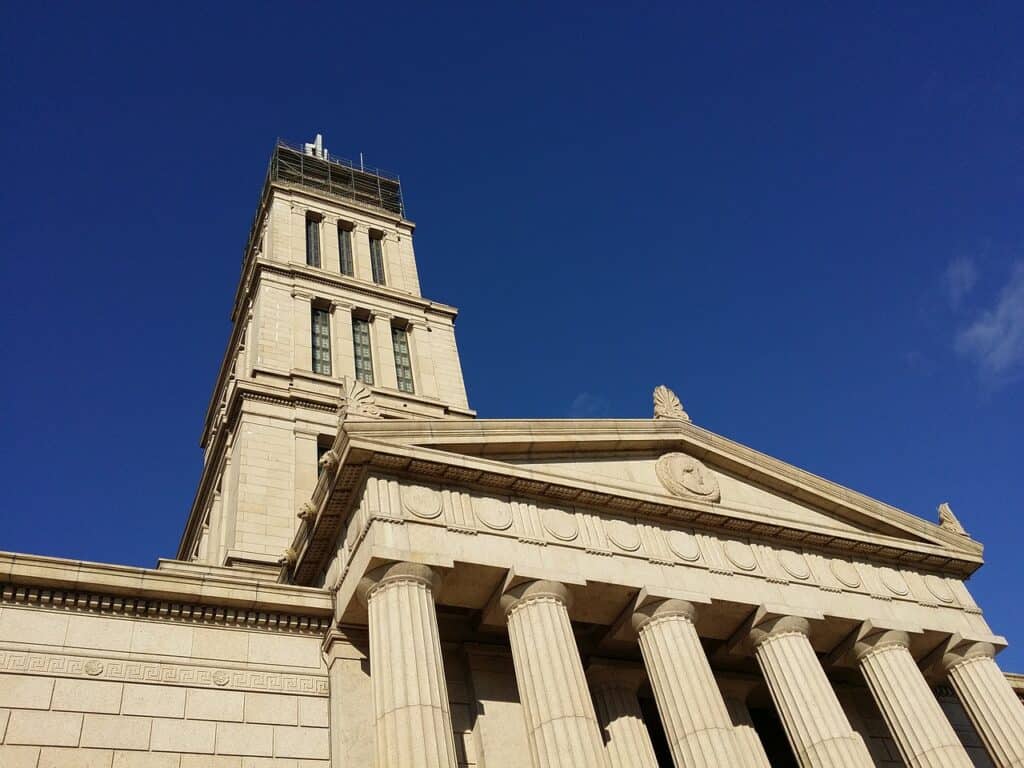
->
[3,137,1023,767]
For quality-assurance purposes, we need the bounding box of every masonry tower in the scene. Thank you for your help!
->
[178,136,473,570]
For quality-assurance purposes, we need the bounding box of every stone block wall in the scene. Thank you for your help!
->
[0,601,330,768]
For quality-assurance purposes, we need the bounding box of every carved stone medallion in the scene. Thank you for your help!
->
[724,540,758,572]
[541,507,578,541]
[473,497,514,531]
[778,550,810,580]
[402,484,443,520]
[879,567,910,596]
[666,530,701,562]
[924,575,955,604]
[606,519,641,552]
[830,559,862,589]
[655,453,721,502]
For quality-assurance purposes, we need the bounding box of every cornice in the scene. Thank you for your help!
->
[0,553,332,634]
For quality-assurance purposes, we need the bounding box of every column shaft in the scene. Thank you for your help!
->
[634,600,742,768]
[945,646,1024,768]
[361,563,458,768]
[719,681,772,768]
[751,616,873,768]
[504,581,610,768]
[855,634,972,768]
[591,681,659,768]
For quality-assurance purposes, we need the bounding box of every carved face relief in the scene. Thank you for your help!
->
[655,452,721,502]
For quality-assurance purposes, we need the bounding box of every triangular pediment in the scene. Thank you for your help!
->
[290,417,983,584]
[344,417,981,555]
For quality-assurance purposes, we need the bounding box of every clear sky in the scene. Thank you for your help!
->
[1,4,1022,667]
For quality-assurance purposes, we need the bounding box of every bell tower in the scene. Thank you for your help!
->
[177,135,473,569]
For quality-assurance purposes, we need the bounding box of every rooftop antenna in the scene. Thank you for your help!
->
[303,133,328,160]
[359,152,365,171]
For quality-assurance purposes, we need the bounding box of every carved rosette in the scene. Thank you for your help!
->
[654,452,721,503]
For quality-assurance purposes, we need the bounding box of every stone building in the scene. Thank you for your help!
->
[1,136,1022,768]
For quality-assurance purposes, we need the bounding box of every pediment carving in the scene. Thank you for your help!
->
[655,452,720,503]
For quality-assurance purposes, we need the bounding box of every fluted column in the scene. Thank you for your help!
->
[853,630,972,768]
[718,678,772,768]
[588,663,658,768]
[632,599,742,767]
[750,615,873,768]
[502,580,611,768]
[357,562,458,768]
[942,642,1024,767]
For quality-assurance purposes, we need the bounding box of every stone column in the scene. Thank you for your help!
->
[587,663,658,768]
[357,562,458,768]
[750,615,873,768]
[502,580,610,768]
[942,642,1024,767]
[853,630,972,768]
[718,678,772,768]
[633,599,742,767]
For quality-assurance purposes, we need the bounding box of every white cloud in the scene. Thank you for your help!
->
[955,262,1024,381]
[943,256,978,309]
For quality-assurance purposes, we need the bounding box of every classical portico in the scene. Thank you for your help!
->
[288,403,1024,768]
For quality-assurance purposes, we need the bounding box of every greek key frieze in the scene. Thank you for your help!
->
[0,649,329,696]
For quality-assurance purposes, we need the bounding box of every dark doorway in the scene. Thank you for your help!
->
[749,705,798,767]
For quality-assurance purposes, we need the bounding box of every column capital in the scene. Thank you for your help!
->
[940,640,997,674]
[748,614,811,648]
[631,597,697,633]
[500,578,571,616]
[852,629,911,663]
[356,561,442,605]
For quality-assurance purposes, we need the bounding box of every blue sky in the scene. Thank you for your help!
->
[1,3,1022,667]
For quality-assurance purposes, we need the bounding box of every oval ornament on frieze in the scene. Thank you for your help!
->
[667,530,702,562]
[402,484,443,520]
[655,452,721,502]
[473,497,514,531]
[541,506,579,541]
[879,567,910,596]
[724,540,758,572]
[606,519,641,552]
[924,574,955,604]
[830,558,862,589]
[778,550,811,580]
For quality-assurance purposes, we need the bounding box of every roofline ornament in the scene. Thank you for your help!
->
[653,385,690,423]
[938,502,968,536]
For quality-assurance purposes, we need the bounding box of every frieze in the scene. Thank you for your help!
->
[0,583,331,635]
[336,478,981,619]
[0,649,328,696]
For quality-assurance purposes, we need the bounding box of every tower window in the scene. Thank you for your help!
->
[392,326,414,394]
[311,306,331,375]
[352,316,374,385]
[369,233,386,284]
[306,215,321,267]
[338,223,354,276]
